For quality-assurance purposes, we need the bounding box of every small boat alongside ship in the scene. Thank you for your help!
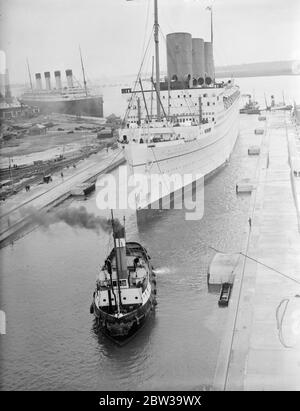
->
[239,94,261,114]
[90,213,157,344]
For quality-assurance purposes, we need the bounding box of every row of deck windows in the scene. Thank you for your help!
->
[127,116,214,123]
[127,110,215,119]
[158,100,215,107]
[161,94,217,100]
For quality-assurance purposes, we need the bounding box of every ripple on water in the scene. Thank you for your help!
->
[1,116,260,390]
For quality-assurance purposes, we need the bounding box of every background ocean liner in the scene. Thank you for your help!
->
[119,1,240,212]
[20,53,103,118]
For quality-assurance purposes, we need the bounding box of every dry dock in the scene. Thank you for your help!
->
[214,111,300,391]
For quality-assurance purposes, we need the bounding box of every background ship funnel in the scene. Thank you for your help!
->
[54,70,62,90]
[4,69,12,100]
[192,38,205,86]
[204,42,215,85]
[66,69,74,88]
[167,32,193,86]
[35,73,42,90]
[44,72,51,90]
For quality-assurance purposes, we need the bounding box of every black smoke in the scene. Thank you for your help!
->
[22,206,124,235]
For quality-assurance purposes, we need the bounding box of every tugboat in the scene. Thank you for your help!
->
[90,212,157,344]
[239,94,261,114]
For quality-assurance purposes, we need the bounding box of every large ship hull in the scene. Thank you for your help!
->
[19,95,103,118]
[120,90,240,214]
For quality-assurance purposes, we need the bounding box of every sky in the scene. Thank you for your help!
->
[0,0,299,84]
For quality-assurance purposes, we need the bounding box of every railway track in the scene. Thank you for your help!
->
[0,150,125,245]
[0,146,103,200]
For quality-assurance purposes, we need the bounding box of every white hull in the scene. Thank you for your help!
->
[119,85,240,210]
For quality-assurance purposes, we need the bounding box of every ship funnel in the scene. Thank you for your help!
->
[54,70,62,89]
[44,71,51,90]
[35,73,42,90]
[167,32,193,86]
[204,42,215,85]
[66,69,74,88]
[192,38,205,86]
[114,226,127,279]
[4,69,12,100]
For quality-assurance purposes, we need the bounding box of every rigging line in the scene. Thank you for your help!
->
[141,50,153,87]
[150,146,171,193]
[190,174,300,282]
[158,26,199,122]
[192,224,300,285]
[72,74,83,89]
[128,26,154,98]
[239,252,300,286]
[199,237,300,285]
[124,52,152,126]
[123,25,155,125]
[159,26,189,84]
[180,196,300,286]
[182,91,198,120]
[159,5,176,35]
[150,26,192,134]
[104,147,124,170]
[140,0,151,62]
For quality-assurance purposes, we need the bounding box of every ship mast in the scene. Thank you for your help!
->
[26,58,33,90]
[79,46,88,97]
[207,4,215,82]
[154,0,161,121]
[210,5,213,45]
[111,210,122,314]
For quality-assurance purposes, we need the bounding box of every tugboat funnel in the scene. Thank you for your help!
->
[114,226,127,279]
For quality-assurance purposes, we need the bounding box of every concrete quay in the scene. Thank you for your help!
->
[0,148,125,247]
[214,111,300,391]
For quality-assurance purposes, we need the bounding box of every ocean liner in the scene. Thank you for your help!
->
[118,1,240,215]
[90,214,157,344]
[20,53,103,118]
